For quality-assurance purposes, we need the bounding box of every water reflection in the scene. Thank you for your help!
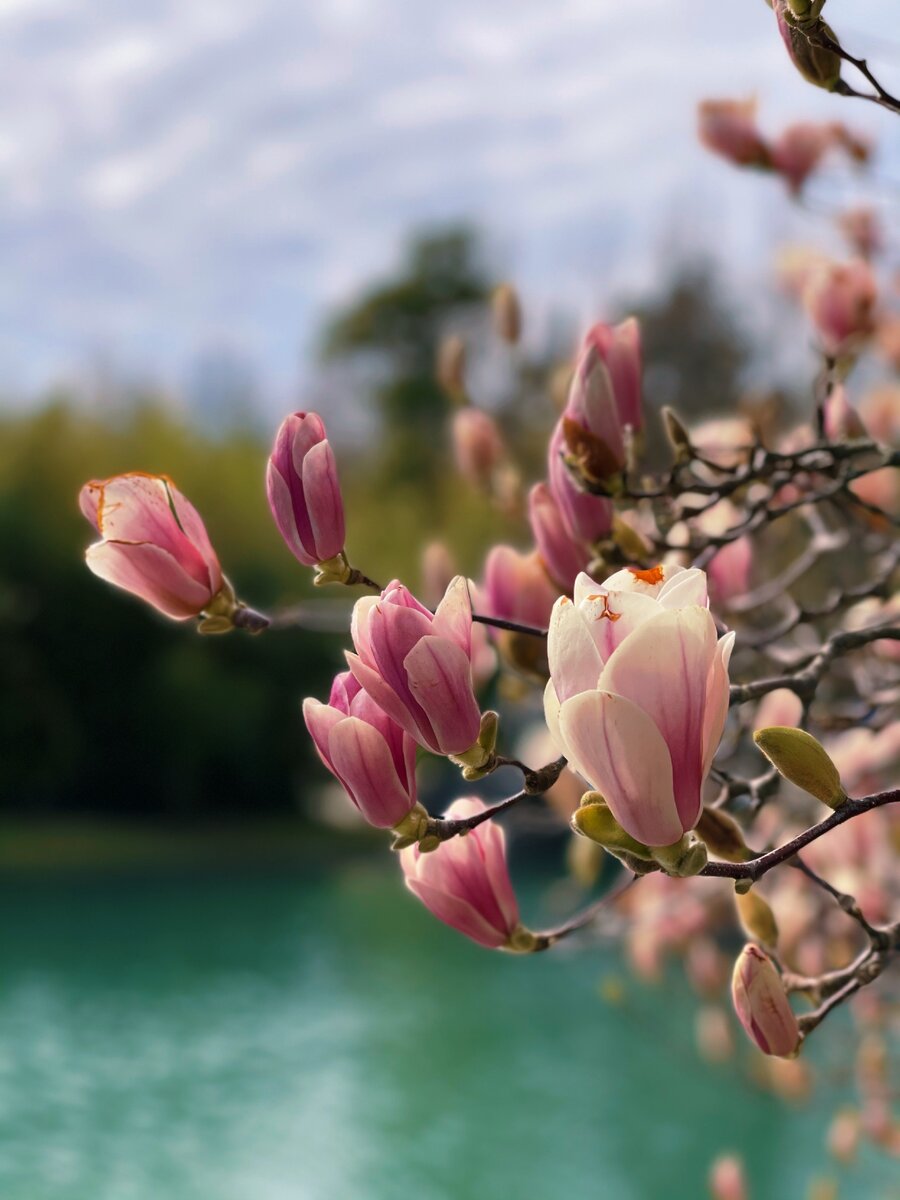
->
[0,867,892,1199]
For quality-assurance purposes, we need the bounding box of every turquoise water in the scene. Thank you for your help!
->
[0,865,894,1199]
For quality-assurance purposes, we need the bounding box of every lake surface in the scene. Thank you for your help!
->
[0,864,894,1199]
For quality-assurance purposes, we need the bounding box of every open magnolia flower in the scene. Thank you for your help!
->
[79,472,225,620]
[544,564,734,848]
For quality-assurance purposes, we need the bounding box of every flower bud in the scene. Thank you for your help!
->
[696,806,751,863]
[735,888,779,950]
[492,283,522,344]
[399,797,525,950]
[452,407,505,491]
[483,545,559,633]
[571,795,654,860]
[753,726,847,808]
[267,411,346,570]
[708,1154,748,1200]
[698,98,770,168]
[802,259,877,358]
[651,833,709,877]
[731,943,800,1057]
[436,334,467,398]
[773,2,841,90]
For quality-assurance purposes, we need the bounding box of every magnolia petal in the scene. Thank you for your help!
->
[543,679,564,756]
[302,697,344,771]
[702,631,736,779]
[547,597,602,702]
[85,541,212,619]
[328,715,415,828]
[266,462,316,565]
[578,589,661,664]
[432,574,473,657]
[558,689,681,846]
[657,567,709,610]
[301,439,345,563]
[403,876,510,948]
[600,606,717,831]
[344,651,425,746]
[403,635,481,755]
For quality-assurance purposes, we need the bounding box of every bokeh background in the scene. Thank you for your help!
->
[1,1,898,1196]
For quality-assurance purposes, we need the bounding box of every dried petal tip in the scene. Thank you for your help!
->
[753,726,847,808]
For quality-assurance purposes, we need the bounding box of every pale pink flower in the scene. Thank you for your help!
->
[399,797,521,948]
[483,545,559,631]
[802,259,878,357]
[303,670,417,829]
[698,98,769,168]
[451,407,505,490]
[266,411,345,567]
[731,943,800,1057]
[770,122,833,194]
[346,576,482,756]
[79,472,223,619]
[545,564,734,847]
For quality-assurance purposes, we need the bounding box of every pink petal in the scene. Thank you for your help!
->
[344,651,425,745]
[302,697,344,771]
[403,876,510,948]
[599,606,717,832]
[301,439,345,562]
[657,567,709,610]
[266,461,317,565]
[431,574,473,657]
[547,597,602,702]
[403,635,481,755]
[578,589,662,665]
[558,689,682,846]
[85,541,212,619]
[328,716,415,828]
[702,632,736,779]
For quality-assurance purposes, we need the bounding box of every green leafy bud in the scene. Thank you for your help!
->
[696,806,751,863]
[735,888,779,949]
[571,796,654,860]
[651,833,709,877]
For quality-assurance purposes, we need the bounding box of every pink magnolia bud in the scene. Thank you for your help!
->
[802,259,877,357]
[698,98,770,168]
[769,122,833,194]
[547,422,614,545]
[773,1,841,91]
[303,670,418,829]
[528,482,590,592]
[79,472,224,619]
[266,411,346,568]
[708,1154,748,1200]
[346,576,482,756]
[546,565,734,847]
[562,318,642,482]
[483,545,559,630]
[731,943,800,1058]
[399,797,521,948]
[822,385,868,440]
[451,407,505,490]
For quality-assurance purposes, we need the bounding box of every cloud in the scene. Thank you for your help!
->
[0,0,896,408]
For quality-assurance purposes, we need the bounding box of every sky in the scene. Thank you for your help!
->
[0,0,898,416]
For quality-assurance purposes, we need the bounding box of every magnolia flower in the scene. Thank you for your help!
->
[562,318,642,482]
[545,564,734,847]
[770,121,833,193]
[697,98,770,168]
[483,545,559,631]
[802,259,877,357]
[451,407,505,491]
[346,576,482,757]
[79,472,224,620]
[528,482,591,592]
[303,670,418,829]
[267,411,346,570]
[399,797,524,948]
[731,943,800,1057]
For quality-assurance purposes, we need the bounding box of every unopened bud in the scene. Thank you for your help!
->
[774,3,841,91]
[572,795,654,860]
[662,406,693,461]
[753,726,847,808]
[731,943,800,1058]
[651,832,709,877]
[696,806,751,863]
[492,283,522,345]
[735,888,779,949]
[436,334,467,398]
